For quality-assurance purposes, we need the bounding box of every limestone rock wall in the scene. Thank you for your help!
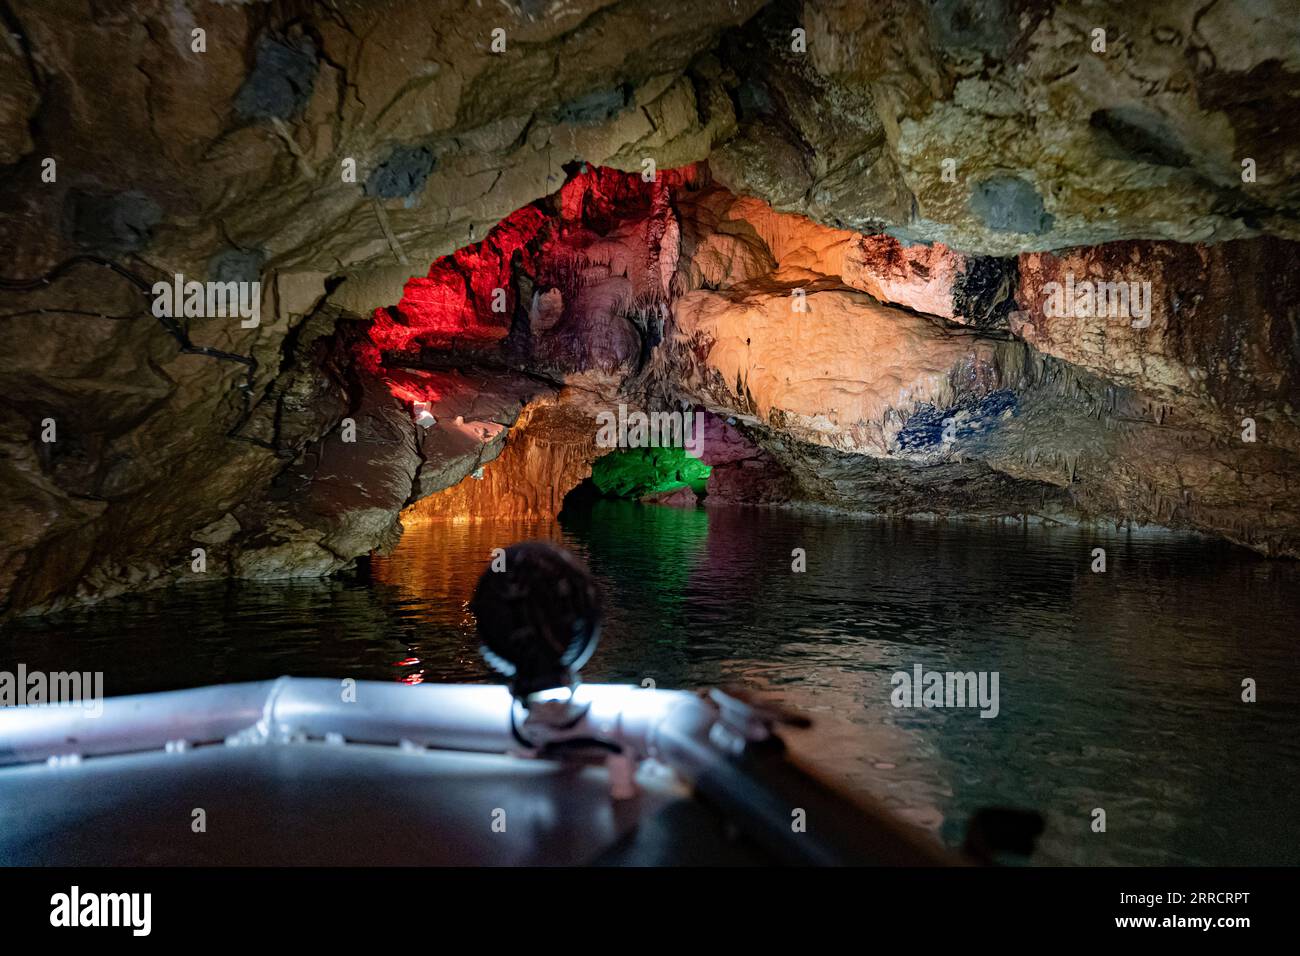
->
[0,0,759,614]
[1,0,1298,614]
[753,0,1300,254]
[638,165,1299,554]
[403,390,609,522]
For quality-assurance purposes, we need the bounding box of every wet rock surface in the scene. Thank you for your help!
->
[404,388,609,522]
[1,0,1298,613]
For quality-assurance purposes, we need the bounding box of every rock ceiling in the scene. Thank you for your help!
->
[1,0,1297,613]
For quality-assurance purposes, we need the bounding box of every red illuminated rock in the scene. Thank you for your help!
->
[641,486,700,507]
[370,206,548,354]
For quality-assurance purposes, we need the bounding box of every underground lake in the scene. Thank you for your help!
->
[4,500,1296,867]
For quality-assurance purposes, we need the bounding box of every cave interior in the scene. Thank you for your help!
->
[0,0,1296,613]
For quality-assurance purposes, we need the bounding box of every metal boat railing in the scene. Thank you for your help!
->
[0,678,958,865]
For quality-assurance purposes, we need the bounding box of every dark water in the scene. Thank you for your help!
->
[4,501,1298,866]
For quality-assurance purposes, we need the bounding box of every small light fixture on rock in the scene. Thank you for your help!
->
[412,401,436,428]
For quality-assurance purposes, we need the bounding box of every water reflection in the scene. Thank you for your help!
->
[3,501,1298,865]
[388,503,1300,866]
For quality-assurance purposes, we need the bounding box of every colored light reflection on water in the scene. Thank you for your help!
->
[4,500,1298,865]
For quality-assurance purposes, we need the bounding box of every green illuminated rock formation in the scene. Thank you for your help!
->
[590,447,712,500]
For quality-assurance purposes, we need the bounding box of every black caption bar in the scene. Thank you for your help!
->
[0,866,1291,941]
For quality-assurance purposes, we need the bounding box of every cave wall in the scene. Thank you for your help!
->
[1,0,1298,614]
[0,0,756,612]
[404,394,605,522]
[718,0,1300,252]
[658,184,1300,554]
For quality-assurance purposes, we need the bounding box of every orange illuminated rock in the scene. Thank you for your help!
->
[667,274,1004,455]
[675,186,971,320]
[404,392,606,521]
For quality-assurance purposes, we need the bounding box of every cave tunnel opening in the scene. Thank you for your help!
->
[561,446,713,515]
[368,161,726,531]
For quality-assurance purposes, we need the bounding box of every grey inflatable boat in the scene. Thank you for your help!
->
[2,543,1022,866]
[0,676,960,866]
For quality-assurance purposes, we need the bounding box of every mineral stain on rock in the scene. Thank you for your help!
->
[63,189,162,253]
[209,247,266,284]
[968,176,1055,235]
[927,0,1015,57]
[365,145,436,200]
[554,86,630,126]
[952,256,1018,328]
[233,34,319,121]
[895,390,1018,453]
[1089,107,1193,169]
